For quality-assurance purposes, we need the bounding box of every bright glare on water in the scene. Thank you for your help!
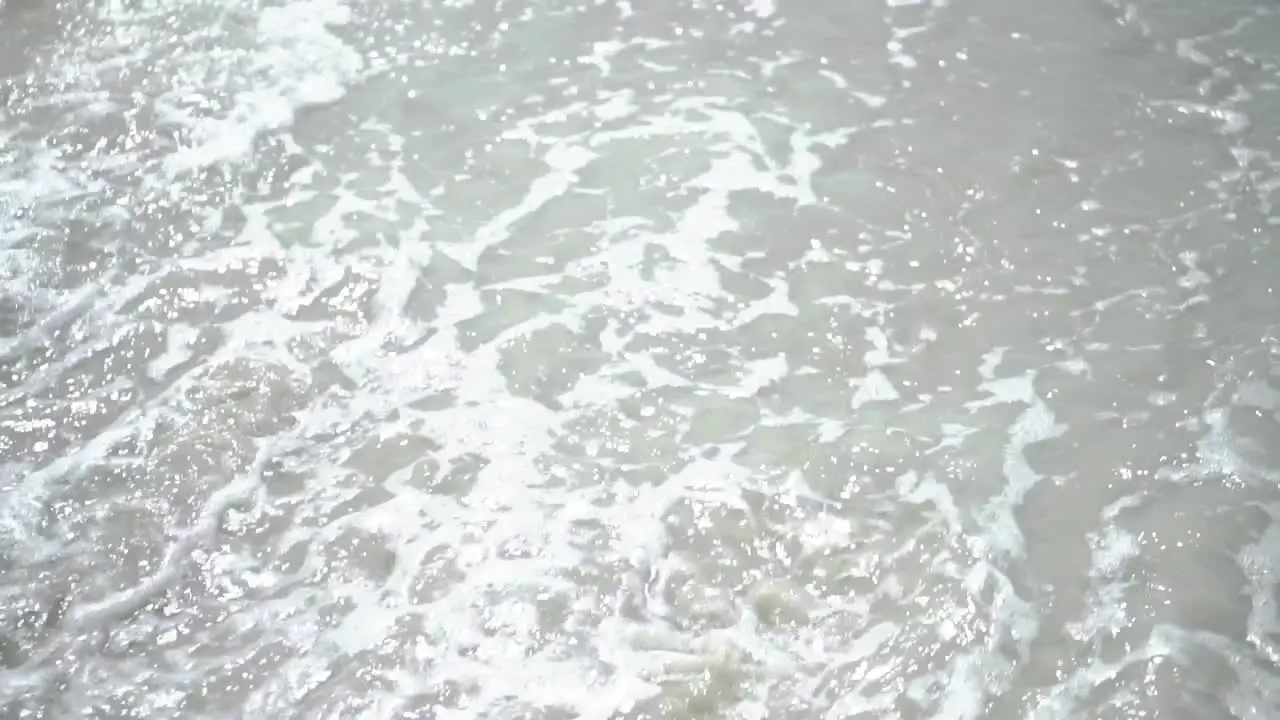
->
[2,0,1280,717]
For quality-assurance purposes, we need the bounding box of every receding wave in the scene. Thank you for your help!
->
[2,0,1280,717]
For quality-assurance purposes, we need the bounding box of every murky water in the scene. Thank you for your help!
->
[2,0,1280,716]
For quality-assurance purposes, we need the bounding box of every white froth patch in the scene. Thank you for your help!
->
[964,360,1066,560]
[580,40,629,78]
[166,0,363,175]
[851,369,901,408]
[148,323,201,378]
[444,142,598,270]
[733,353,788,397]
[734,277,799,325]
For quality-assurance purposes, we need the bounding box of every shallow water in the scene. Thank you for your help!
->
[2,0,1280,717]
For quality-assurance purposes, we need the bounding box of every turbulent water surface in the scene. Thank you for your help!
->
[2,0,1280,717]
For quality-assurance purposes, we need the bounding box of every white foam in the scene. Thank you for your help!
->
[164,0,363,176]
[6,0,1278,716]
[851,368,901,408]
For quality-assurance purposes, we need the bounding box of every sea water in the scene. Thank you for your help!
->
[2,0,1280,717]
